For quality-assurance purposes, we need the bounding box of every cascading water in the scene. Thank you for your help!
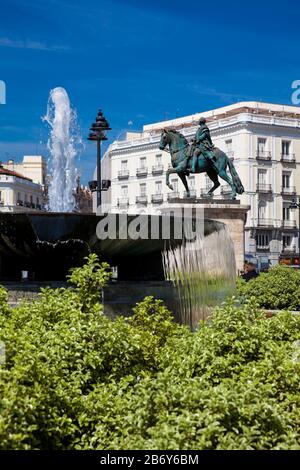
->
[43,87,81,212]
[163,219,236,328]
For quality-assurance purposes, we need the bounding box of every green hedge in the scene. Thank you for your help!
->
[237,265,300,311]
[0,255,300,450]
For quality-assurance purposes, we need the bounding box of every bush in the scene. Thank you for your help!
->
[0,256,300,450]
[237,265,300,311]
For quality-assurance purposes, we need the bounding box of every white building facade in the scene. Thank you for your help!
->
[0,156,46,212]
[101,102,300,269]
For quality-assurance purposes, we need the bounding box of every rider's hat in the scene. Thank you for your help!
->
[198,117,206,125]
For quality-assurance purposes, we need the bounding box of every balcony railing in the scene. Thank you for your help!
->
[136,195,148,205]
[167,192,180,202]
[136,167,148,177]
[152,165,164,175]
[255,218,277,228]
[118,170,129,180]
[184,189,196,198]
[256,183,272,193]
[281,186,296,196]
[282,245,296,253]
[117,197,129,208]
[151,193,163,204]
[282,220,297,229]
[281,153,296,163]
[256,244,270,251]
[256,150,272,160]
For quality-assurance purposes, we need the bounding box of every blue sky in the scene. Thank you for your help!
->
[0,0,300,183]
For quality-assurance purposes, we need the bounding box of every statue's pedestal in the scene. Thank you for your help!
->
[161,198,250,273]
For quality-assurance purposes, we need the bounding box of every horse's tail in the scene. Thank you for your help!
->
[227,158,244,195]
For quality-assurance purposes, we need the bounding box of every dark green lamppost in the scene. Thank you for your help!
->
[88,110,111,211]
[289,198,300,257]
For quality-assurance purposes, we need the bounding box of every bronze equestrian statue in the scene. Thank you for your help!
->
[158,117,244,200]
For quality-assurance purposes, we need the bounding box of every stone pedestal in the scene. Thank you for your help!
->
[161,199,250,273]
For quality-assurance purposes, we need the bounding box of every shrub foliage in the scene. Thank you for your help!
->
[237,265,300,311]
[0,256,300,450]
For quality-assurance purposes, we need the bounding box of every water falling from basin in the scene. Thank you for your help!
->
[43,87,81,212]
[163,220,236,328]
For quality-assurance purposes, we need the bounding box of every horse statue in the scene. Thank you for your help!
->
[158,128,244,200]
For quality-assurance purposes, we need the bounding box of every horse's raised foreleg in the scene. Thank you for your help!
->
[166,167,177,190]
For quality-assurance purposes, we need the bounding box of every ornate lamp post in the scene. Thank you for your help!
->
[289,198,300,258]
[88,109,111,211]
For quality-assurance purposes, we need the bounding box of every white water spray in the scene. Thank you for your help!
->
[44,87,81,212]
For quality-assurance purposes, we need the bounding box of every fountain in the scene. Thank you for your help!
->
[43,87,80,212]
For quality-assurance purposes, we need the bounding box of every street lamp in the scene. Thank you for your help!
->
[289,198,300,257]
[88,109,111,211]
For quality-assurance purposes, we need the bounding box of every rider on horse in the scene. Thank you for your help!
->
[190,117,218,173]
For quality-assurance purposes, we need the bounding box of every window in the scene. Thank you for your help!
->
[37,197,39,205]
[282,172,291,189]
[225,139,232,151]
[0,190,2,201]
[121,160,127,172]
[25,194,28,202]
[258,169,267,185]
[283,235,292,248]
[140,157,146,169]
[156,154,162,165]
[258,201,266,219]
[121,186,128,197]
[30,195,33,204]
[256,233,270,247]
[257,138,266,154]
[155,181,162,194]
[282,140,291,156]
[189,176,195,189]
[140,183,146,196]
[283,205,291,221]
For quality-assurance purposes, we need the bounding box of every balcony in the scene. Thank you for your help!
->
[17,200,24,206]
[136,167,148,177]
[256,244,270,251]
[282,220,297,229]
[167,192,180,202]
[118,170,129,180]
[152,165,164,175]
[282,245,296,254]
[281,153,296,163]
[256,150,271,161]
[281,186,296,196]
[256,183,272,193]
[255,218,277,228]
[136,195,148,205]
[117,197,129,209]
[24,201,31,208]
[184,189,196,198]
[151,193,163,204]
